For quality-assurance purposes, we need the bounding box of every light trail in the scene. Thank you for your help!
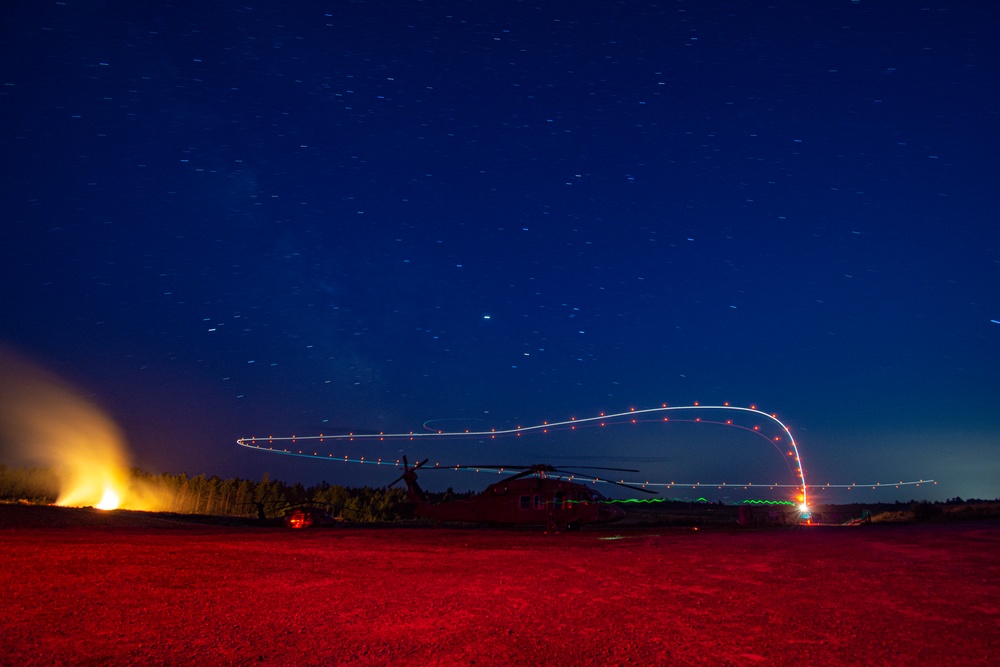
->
[237,404,935,508]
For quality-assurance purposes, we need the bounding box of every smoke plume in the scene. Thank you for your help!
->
[0,345,132,509]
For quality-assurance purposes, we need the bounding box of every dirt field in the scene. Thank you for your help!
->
[1,506,997,666]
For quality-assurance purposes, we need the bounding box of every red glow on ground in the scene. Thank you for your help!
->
[0,508,996,665]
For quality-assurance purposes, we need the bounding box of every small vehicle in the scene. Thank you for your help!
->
[281,503,333,529]
[244,499,336,529]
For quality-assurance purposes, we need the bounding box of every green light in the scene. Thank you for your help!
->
[742,499,794,505]
[602,496,713,504]
[603,498,665,504]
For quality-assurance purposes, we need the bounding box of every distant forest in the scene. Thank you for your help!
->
[2,464,996,525]
[0,464,410,522]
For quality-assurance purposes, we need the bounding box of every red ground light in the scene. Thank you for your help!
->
[1,508,998,666]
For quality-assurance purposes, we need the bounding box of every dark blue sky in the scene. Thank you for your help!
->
[2,0,998,502]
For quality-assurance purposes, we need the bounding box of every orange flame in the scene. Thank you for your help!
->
[0,345,151,511]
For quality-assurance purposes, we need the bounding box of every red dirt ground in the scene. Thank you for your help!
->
[1,507,998,666]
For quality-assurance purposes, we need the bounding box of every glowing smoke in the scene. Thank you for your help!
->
[0,345,135,509]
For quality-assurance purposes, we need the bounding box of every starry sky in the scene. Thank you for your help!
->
[2,0,998,502]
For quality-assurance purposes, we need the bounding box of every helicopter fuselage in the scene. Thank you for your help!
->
[404,472,625,529]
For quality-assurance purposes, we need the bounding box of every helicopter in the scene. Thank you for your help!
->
[389,457,656,531]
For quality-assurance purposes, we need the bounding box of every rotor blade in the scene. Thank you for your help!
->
[548,470,659,495]
[386,455,411,487]
[604,479,659,494]
[432,464,532,471]
[390,461,652,494]
[422,463,641,474]
[388,456,429,487]
[503,468,546,483]
[551,466,641,474]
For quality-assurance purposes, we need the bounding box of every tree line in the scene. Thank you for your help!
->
[0,464,409,522]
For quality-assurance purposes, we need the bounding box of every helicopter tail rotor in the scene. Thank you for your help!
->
[387,455,429,488]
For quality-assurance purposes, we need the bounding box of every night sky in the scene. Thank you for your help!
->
[2,0,998,502]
